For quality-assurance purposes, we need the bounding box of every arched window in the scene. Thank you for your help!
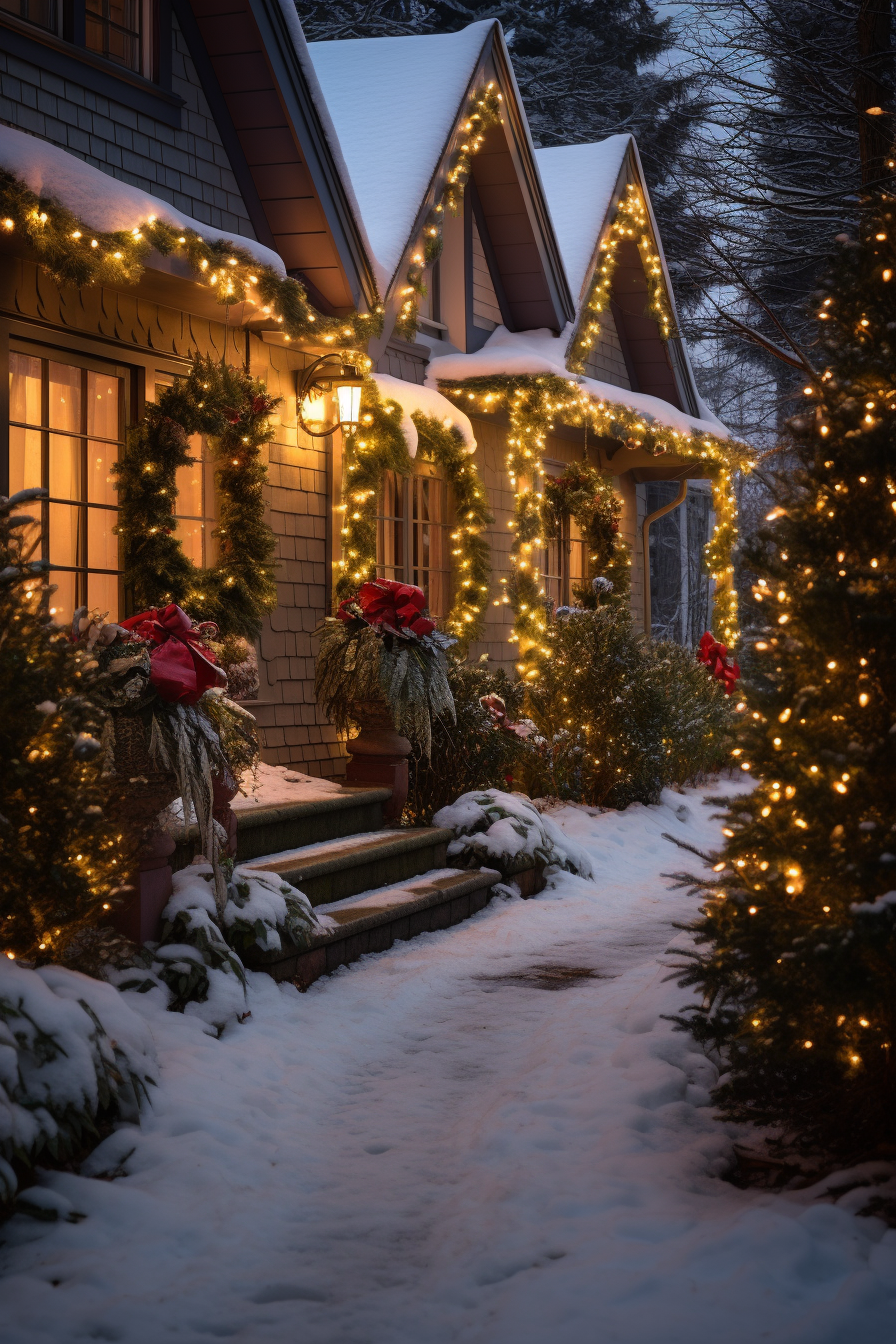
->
[376,460,451,616]
[8,348,125,623]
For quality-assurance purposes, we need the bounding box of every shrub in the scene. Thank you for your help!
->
[404,657,528,825]
[522,606,735,808]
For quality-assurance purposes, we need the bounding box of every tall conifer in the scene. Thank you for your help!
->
[674,199,896,1160]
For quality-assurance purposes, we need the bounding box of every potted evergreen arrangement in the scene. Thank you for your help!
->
[315,580,455,818]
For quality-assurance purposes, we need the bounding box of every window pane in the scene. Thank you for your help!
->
[0,0,57,29]
[88,570,119,621]
[9,353,42,425]
[175,517,205,568]
[87,371,120,440]
[48,502,82,569]
[49,435,82,503]
[88,442,117,506]
[48,363,81,433]
[176,435,205,519]
[47,570,77,626]
[9,426,42,497]
[88,507,118,571]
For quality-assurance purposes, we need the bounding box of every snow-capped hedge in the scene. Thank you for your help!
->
[116,861,317,1030]
[434,789,594,881]
[0,960,157,1215]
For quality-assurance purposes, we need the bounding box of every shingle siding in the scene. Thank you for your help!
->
[0,16,255,237]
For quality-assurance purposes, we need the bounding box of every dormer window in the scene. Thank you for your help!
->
[85,0,142,73]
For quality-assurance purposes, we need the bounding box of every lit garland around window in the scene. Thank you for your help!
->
[114,356,279,637]
[411,413,493,643]
[334,380,415,603]
[394,83,503,341]
[439,373,751,678]
[0,167,382,348]
[566,181,678,375]
[333,385,493,648]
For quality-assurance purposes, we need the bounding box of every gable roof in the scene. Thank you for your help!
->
[306,23,493,288]
[536,135,701,416]
[535,136,631,306]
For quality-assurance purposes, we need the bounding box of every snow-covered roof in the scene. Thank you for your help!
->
[0,124,286,275]
[306,23,494,286]
[372,372,478,459]
[535,136,631,305]
[426,326,731,442]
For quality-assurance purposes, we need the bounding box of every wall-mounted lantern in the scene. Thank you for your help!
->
[297,355,364,438]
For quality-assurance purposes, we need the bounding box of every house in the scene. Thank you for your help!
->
[0,6,742,784]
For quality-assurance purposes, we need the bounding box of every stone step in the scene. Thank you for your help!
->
[245,866,501,988]
[240,826,454,907]
[170,785,392,872]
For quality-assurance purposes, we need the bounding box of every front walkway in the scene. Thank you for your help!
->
[3,782,896,1344]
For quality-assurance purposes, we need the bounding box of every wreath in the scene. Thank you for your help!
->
[114,356,279,638]
[542,461,630,609]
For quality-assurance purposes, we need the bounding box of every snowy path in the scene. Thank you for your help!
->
[4,784,896,1344]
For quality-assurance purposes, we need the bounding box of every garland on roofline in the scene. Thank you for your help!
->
[394,83,503,341]
[333,384,493,648]
[566,181,677,375]
[0,168,382,348]
[439,373,750,678]
[542,460,630,608]
[114,356,279,637]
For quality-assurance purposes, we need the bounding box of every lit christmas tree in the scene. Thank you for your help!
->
[674,195,896,1161]
[0,491,129,966]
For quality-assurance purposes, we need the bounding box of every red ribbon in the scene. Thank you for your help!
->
[697,632,741,696]
[340,579,436,638]
[120,604,226,705]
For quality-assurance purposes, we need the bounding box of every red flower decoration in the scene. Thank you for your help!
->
[697,632,741,696]
[480,694,534,738]
[120,604,227,705]
[355,580,436,638]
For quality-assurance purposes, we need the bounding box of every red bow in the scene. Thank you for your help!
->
[120,604,226,705]
[697,632,741,695]
[346,580,436,638]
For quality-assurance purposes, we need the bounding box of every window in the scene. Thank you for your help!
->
[541,465,588,610]
[0,0,154,78]
[85,0,141,72]
[0,0,56,32]
[376,463,451,617]
[647,481,714,646]
[8,350,125,624]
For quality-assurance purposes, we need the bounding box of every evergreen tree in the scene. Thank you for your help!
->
[672,200,896,1161]
[297,0,709,267]
[0,491,129,966]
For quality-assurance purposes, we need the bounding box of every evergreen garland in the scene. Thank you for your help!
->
[411,412,493,644]
[439,373,749,675]
[0,167,382,348]
[542,460,630,606]
[394,83,503,340]
[334,380,414,603]
[114,356,279,637]
[566,181,677,374]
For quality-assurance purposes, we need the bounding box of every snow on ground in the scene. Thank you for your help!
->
[231,761,346,811]
[3,781,896,1344]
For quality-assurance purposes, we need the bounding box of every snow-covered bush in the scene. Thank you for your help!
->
[0,959,157,1216]
[434,789,593,881]
[116,860,317,1028]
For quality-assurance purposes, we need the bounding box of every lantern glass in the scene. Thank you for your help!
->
[336,381,362,431]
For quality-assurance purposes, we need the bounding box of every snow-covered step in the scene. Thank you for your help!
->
[245,867,501,988]
[171,784,392,871]
[240,826,455,906]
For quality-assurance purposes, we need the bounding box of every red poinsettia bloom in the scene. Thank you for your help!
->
[697,631,741,696]
[356,580,436,638]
